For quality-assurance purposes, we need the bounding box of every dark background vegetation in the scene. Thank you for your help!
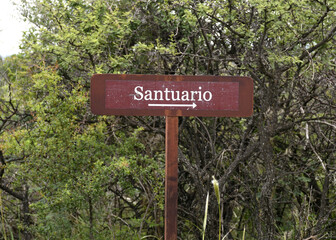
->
[1,0,335,239]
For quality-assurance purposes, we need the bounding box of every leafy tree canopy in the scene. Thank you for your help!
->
[0,0,335,239]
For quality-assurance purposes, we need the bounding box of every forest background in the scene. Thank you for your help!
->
[0,0,336,239]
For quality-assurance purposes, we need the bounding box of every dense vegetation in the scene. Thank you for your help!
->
[1,0,335,239]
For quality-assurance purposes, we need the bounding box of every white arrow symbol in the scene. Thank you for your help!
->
[148,103,197,109]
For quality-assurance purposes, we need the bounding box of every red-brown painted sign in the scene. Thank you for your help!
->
[91,74,253,117]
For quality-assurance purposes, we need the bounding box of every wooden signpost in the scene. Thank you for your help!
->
[91,74,253,240]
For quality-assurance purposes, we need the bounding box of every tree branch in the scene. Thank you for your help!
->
[300,24,336,60]
[0,184,25,201]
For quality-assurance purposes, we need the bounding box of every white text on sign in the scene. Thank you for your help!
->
[133,86,213,102]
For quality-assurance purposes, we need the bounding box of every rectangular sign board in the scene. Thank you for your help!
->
[91,74,253,117]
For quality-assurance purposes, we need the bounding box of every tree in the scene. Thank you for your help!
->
[0,0,335,239]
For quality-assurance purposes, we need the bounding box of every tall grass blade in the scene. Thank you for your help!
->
[212,176,221,240]
[202,192,209,240]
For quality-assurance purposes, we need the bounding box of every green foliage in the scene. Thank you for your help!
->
[1,0,336,239]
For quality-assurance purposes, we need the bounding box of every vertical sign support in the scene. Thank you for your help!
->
[165,116,178,240]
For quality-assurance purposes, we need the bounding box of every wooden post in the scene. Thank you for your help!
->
[165,116,178,240]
